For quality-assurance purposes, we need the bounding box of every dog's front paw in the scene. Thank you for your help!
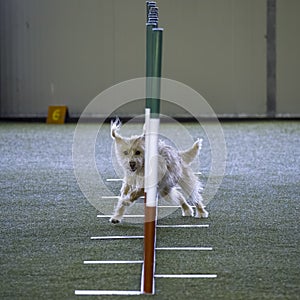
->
[122,198,133,206]
[109,217,121,224]
[122,200,131,206]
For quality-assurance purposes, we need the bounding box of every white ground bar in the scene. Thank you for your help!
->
[97,215,144,218]
[156,225,209,228]
[155,274,217,279]
[91,236,144,240]
[75,290,142,296]
[99,199,196,209]
[99,200,187,206]
[84,260,143,264]
[156,247,213,251]
[101,196,145,199]
[158,205,195,208]
[107,175,201,180]
[106,178,123,182]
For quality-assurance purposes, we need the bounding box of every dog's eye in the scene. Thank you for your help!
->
[123,150,129,155]
[135,150,141,155]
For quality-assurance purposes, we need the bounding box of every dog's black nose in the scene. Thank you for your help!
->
[129,161,136,171]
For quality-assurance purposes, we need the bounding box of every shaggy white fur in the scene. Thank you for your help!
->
[109,118,208,223]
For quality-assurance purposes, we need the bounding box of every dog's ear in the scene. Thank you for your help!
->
[139,132,145,140]
[136,135,145,143]
[111,118,122,140]
[137,123,146,140]
[142,123,146,136]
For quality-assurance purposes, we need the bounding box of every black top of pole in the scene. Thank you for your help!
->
[146,1,157,20]
[146,1,156,8]
[148,19,158,26]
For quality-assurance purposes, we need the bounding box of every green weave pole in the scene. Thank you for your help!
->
[143,2,163,295]
[145,1,159,111]
[146,23,156,109]
[149,28,163,118]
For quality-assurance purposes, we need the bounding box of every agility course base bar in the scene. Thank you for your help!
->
[90,236,144,240]
[97,215,144,218]
[156,224,209,228]
[75,290,142,296]
[155,274,217,279]
[84,260,143,264]
[106,178,123,182]
[156,247,213,251]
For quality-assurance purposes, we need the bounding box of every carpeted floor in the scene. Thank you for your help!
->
[0,121,299,299]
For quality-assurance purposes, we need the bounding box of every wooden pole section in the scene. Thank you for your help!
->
[143,1,163,295]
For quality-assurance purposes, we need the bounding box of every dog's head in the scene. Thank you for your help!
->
[111,118,145,174]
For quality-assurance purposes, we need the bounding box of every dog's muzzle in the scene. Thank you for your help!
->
[129,161,137,172]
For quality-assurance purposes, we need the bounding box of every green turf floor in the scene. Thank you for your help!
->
[0,121,299,299]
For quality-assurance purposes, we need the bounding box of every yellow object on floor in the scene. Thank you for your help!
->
[46,106,68,124]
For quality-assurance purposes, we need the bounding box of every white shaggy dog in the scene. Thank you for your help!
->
[109,118,208,224]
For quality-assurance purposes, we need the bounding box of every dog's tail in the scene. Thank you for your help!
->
[179,138,202,165]
[111,117,122,139]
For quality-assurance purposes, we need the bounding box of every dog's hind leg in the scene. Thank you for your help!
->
[179,138,202,165]
[179,169,209,219]
[160,188,194,217]
[193,191,209,218]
